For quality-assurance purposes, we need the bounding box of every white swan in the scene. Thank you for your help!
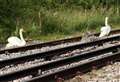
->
[99,17,111,37]
[6,28,26,48]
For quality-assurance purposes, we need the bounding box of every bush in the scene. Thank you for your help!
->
[0,0,120,41]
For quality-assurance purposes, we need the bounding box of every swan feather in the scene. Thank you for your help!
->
[8,37,23,45]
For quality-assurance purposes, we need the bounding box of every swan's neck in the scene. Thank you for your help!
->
[105,18,108,26]
[19,30,25,42]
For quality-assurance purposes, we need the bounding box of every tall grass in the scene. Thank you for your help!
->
[20,7,120,41]
[0,0,120,41]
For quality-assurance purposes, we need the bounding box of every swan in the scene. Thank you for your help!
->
[99,17,111,37]
[6,28,26,48]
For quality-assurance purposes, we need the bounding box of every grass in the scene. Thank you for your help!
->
[21,8,120,42]
[1,7,120,42]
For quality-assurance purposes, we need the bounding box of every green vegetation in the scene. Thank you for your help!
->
[0,0,120,42]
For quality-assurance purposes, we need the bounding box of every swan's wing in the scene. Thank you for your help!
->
[6,43,15,48]
[99,26,107,37]
[101,26,111,32]
[99,26,111,37]
[106,25,111,34]
[101,26,106,32]
[7,37,22,45]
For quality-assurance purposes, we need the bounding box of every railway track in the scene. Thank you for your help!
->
[0,29,120,61]
[0,32,120,82]
[27,49,120,82]
[0,34,120,67]
[0,29,120,54]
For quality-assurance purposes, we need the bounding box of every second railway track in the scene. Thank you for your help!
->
[0,29,120,54]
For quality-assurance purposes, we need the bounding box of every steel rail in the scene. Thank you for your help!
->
[0,34,120,68]
[0,42,120,82]
[27,49,120,82]
[0,29,120,54]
